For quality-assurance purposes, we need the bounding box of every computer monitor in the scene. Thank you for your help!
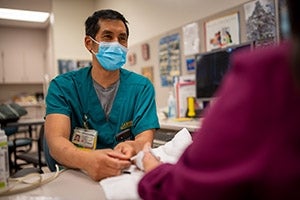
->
[195,42,254,102]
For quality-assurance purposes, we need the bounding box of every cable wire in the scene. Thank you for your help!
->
[0,165,65,197]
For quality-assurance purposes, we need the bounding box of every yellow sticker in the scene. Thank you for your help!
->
[120,121,133,130]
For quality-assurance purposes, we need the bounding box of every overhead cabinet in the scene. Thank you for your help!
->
[0,26,46,84]
[0,49,44,84]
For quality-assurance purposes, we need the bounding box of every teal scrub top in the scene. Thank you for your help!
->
[46,66,160,149]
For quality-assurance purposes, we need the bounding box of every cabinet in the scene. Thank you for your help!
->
[0,49,44,83]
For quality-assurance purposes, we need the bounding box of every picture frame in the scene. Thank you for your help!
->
[204,12,240,51]
[243,0,277,47]
[141,43,150,61]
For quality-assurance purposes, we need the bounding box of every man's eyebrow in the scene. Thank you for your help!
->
[101,30,113,35]
[101,30,127,37]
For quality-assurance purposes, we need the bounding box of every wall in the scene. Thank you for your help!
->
[95,0,250,46]
[94,0,252,108]
[50,0,250,79]
[50,0,94,78]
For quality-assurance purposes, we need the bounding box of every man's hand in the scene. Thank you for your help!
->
[83,149,131,181]
[114,141,136,157]
[114,129,155,157]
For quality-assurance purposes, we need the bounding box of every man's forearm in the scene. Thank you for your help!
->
[49,137,90,170]
[132,129,155,152]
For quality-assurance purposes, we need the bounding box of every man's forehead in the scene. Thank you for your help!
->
[98,19,126,33]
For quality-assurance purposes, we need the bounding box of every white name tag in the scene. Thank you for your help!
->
[72,127,97,150]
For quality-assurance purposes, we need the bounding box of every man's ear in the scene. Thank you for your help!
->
[84,36,93,52]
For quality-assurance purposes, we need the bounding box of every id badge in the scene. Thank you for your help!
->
[72,127,97,150]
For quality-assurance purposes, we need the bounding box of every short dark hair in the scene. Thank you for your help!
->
[85,9,129,39]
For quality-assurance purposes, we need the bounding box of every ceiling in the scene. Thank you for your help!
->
[0,0,51,29]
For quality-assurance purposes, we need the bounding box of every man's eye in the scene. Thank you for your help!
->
[119,36,128,43]
[103,35,112,39]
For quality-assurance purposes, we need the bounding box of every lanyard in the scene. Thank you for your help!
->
[71,69,92,129]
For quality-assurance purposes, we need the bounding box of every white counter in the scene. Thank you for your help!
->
[0,169,105,200]
[159,118,203,133]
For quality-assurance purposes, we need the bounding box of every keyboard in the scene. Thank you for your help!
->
[153,130,177,147]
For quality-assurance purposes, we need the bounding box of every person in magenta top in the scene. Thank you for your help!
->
[138,0,300,199]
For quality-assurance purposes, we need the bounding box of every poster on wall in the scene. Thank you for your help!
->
[141,43,150,61]
[58,59,77,74]
[244,0,277,47]
[159,33,181,87]
[186,58,195,72]
[205,13,240,52]
[141,66,154,83]
[58,59,91,74]
[127,52,137,66]
[77,60,91,69]
[182,22,200,56]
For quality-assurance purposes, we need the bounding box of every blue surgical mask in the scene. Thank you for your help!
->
[90,37,128,71]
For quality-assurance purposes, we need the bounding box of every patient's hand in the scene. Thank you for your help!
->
[141,143,162,173]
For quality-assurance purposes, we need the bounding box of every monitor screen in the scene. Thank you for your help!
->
[195,42,254,100]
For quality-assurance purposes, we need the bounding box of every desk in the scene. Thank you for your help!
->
[0,169,106,200]
[6,118,45,133]
[5,118,45,141]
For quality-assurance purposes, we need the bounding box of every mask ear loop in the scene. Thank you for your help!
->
[90,49,95,54]
[88,36,98,55]
[89,36,100,45]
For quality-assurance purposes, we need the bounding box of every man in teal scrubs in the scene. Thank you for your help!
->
[44,9,160,181]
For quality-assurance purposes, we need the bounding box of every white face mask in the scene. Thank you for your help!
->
[90,37,128,71]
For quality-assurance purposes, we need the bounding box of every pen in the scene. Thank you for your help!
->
[130,154,138,162]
